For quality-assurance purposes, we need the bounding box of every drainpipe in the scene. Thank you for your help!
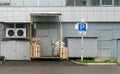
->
[30,16,33,58]
[59,16,63,58]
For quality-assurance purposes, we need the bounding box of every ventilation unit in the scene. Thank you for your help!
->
[15,28,26,38]
[6,28,15,38]
[6,28,26,38]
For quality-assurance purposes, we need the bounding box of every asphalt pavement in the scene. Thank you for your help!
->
[0,60,86,66]
[0,60,120,74]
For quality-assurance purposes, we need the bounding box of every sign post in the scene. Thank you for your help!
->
[81,34,84,61]
[75,19,88,61]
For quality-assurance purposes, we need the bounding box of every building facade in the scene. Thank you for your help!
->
[0,0,120,62]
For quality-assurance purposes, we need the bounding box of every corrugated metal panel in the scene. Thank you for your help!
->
[40,37,53,57]
[1,41,16,60]
[35,23,58,56]
[16,41,30,60]
[1,41,30,60]
[110,40,118,60]
[118,40,120,63]
[67,38,97,57]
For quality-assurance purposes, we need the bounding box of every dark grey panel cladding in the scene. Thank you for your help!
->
[36,22,59,41]
[111,39,120,62]
[0,23,5,55]
[111,40,118,60]
[62,23,79,38]
[36,22,58,29]
[26,24,30,37]
[40,37,53,56]
[0,23,5,38]
[63,22,120,40]
[68,38,97,57]
[62,22,120,59]
[118,40,120,63]
[33,16,59,22]
[35,22,59,56]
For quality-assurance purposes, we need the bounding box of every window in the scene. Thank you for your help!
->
[114,0,120,6]
[101,0,113,5]
[91,0,100,6]
[66,0,100,6]
[75,0,86,6]
[66,0,74,6]
[0,0,10,6]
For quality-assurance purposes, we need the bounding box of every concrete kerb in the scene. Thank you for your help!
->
[71,60,118,66]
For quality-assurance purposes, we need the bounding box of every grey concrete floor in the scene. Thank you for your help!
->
[0,61,120,74]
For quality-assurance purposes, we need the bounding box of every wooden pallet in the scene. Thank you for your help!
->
[30,37,41,58]
[30,44,41,58]
[60,47,68,60]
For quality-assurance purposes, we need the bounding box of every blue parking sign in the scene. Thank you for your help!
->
[78,23,87,31]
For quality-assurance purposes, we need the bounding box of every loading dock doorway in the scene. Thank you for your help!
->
[30,12,62,58]
[35,23,59,57]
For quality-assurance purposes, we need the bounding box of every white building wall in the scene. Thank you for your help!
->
[0,7,119,22]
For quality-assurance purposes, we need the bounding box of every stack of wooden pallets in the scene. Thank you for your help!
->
[31,38,41,58]
[60,47,68,60]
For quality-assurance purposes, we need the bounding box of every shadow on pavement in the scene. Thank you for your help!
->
[0,60,87,66]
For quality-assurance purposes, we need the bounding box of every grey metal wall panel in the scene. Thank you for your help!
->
[0,23,4,39]
[48,29,58,41]
[115,12,120,21]
[111,40,118,60]
[100,41,112,49]
[13,12,27,22]
[113,30,120,39]
[0,23,4,31]
[118,40,120,63]
[6,12,13,22]
[98,40,111,59]
[87,30,101,38]
[0,7,119,22]
[35,22,59,56]
[62,22,120,59]
[1,41,16,60]
[40,37,52,56]
[0,31,4,38]
[16,41,30,60]
[36,29,49,37]
[111,39,120,62]
[62,23,75,29]
[100,31,112,40]
[68,38,97,57]
[0,12,6,22]
[63,29,79,37]
[113,23,120,29]
[1,41,30,60]
[98,49,110,59]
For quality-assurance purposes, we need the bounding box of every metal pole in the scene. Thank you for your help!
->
[81,34,84,61]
